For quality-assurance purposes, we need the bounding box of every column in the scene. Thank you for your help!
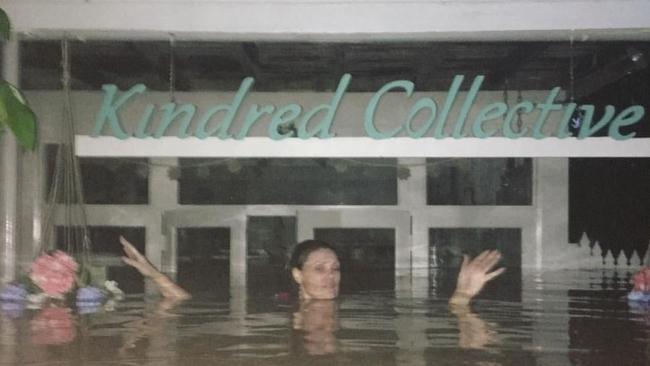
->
[526,158,571,365]
[535,157,570,269]
[398,158,428,295]
[148,157,178,283]
[1,38,20,284]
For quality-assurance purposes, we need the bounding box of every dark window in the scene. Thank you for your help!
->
[429,228,521,301]
[179,158,397,205]
[427,158,532,205]
[45,144,149,204]
[177,228,230,297]
[246,216,296,308]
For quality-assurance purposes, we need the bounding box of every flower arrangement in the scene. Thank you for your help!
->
[0,250,124,310]
[628,267,650,302]
[30,250,78,297]
[0,250,126,345]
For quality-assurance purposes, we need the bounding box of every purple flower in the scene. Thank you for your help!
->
[628,290,650,302]
[1,301,26,319]
[76,286,104,304]
[77,303,100,315]
[0,283,28,302]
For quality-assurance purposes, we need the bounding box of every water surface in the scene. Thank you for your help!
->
[1,270,648,366]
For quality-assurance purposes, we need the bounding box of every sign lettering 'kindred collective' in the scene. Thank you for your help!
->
[93,74,645,141]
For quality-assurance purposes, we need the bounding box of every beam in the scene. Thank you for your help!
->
[76,136,650,158]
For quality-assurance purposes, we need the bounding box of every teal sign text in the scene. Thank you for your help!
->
[93,74,645,140]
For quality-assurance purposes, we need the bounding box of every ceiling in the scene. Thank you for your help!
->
[20,40,650,98]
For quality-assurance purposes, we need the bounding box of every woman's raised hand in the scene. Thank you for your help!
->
[450,250,505,306]
[120,236,159,278]
[120,236,191,299]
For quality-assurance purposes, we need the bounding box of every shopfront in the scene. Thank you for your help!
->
[2,1,650,296]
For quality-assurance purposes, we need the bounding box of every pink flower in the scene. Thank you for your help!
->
[51,250,78,272]
[29,251,78,297]
[30,306,76,345]
[632,267,650,292]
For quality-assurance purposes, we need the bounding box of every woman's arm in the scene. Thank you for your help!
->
[449,303,497,349]
[449,250,504,306]
[120,236,191,300]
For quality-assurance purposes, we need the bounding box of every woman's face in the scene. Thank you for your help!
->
[292,248,341,300]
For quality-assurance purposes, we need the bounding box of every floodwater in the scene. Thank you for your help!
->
[0,269,648,366]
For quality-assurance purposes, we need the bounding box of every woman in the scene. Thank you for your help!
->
[287,239,503,304]
[284,239,503,353]
[288,240,340,300]
[121,237,502,354]
[120,237,503,305]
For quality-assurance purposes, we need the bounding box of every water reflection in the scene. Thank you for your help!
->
[292,300,339,355]
[0,271,648,365]
[119,297,185,357]
[30,306,76,345]
[450,304,497,350]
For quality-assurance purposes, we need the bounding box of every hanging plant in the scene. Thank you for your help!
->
[0,8,38,151]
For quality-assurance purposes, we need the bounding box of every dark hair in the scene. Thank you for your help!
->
[289,240,337,270]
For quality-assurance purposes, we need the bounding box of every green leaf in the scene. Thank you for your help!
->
[15,272,39,293]
[0,8,10,41]
[0,80,38,150]
[76,266,92,288]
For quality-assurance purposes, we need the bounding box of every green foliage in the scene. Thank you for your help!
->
[0,80,37,150]
[15,272,40,294]
[0,8,9,40]
[75,264,94,288]
[0,8,39,151]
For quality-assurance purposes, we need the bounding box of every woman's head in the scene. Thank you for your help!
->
[289,240,340,300]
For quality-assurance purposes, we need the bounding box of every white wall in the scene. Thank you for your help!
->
[4,0,650,41]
